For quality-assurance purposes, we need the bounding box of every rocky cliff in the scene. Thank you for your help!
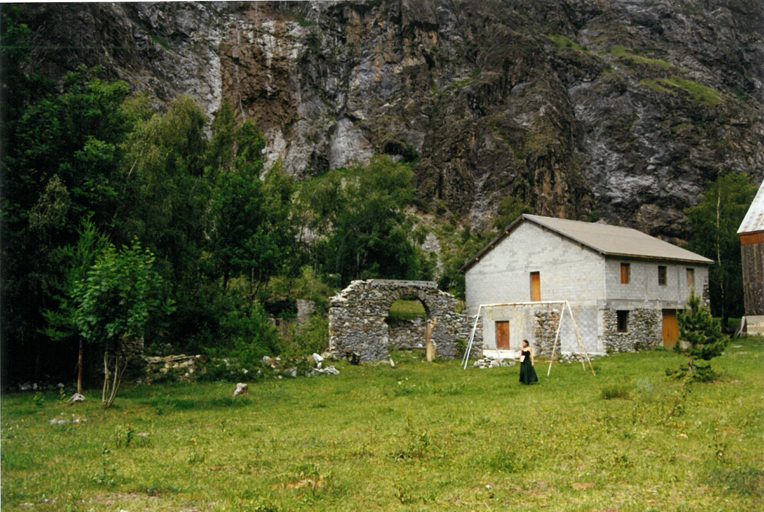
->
[15,0,764,238]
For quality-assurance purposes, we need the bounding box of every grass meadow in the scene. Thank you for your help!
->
[2,340,762,511]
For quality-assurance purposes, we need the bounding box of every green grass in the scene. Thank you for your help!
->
[609,46,675,70]
[2,340,763,511]
[549,34,588,53]
[149,33,170,51]
[642,78,725,106]
[387,299,427,321]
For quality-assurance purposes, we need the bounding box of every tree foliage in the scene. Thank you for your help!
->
[72,239,173,405]
[686,172,757,323]
[1,66,133,382]
[1,71,438,385]
[301,156,424,285]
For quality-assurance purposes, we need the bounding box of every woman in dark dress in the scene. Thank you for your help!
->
[519,339,538,385]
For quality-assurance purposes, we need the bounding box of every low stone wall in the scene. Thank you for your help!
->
[601,308,662,353]
[144,354,208,382]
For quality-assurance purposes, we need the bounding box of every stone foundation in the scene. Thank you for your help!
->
[458,314,483,358]
[601,308,662,353]
[534,309,561,357]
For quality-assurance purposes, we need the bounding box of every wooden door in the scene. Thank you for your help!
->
[496,321,510,350]
[662,309,679,348]
[530,272,541,302]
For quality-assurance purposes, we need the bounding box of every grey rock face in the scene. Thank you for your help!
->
[20,0,764,239]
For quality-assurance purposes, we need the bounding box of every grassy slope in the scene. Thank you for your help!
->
[2,341,762,511]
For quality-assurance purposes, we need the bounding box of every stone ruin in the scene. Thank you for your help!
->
[328,279,472,362]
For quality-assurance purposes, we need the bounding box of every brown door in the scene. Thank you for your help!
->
[663,309,679,348]
[496,321,510,350]
[530,272,541,302]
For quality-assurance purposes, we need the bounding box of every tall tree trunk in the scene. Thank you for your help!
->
[102,352,110,403]
[715,189,726,326]
[77,338,83,395]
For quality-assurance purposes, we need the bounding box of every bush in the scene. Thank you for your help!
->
[601,383,630,400]
[281,315,329,358]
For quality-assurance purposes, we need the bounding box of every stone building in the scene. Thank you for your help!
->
[738,179,764,334]
[461,215,712,357]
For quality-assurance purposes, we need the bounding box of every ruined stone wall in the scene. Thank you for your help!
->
[328,280,463,362]
[601,308,662,353]
[387,319,427,351]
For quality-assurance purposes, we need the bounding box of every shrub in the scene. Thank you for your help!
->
[281,315,329,357]
[601,383,630,400]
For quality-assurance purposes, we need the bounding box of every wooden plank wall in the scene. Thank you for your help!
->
[741,242,764,316]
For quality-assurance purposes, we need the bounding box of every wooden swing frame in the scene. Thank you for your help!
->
[461,300,596,375]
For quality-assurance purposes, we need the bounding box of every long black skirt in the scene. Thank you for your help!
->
[519,358,538,385]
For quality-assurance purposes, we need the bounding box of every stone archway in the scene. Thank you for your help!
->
[328,280,464,362]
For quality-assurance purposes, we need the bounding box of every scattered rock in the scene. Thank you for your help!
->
[312,353,324,364]
[232,383,249,398]
[472,357,515,369]
[312,365,340,376]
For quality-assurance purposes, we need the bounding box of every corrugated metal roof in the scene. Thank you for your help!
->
[737,179,764,235]
[525,215,714,263]
[461,214,713,272]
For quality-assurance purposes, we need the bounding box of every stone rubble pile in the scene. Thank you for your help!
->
[144,354,208,382]
[472,357,517,369]
[48,413,87,426]
[553,353,599,363]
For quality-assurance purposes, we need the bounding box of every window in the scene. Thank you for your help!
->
[687,268,695,289]
[620,263,630,284]
[658,266,667,286]
[617,311,629,333]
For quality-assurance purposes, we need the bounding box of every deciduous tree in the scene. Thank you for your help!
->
[72,239,173,407]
